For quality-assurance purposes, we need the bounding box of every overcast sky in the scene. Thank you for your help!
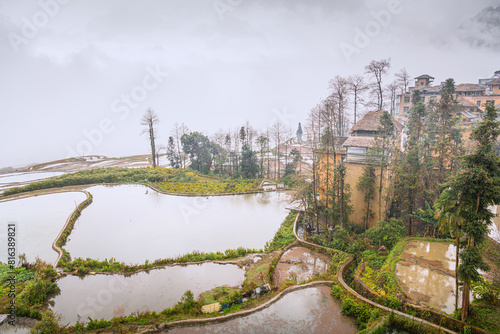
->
[1,0,499,168]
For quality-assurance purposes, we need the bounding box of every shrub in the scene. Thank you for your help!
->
[17,278,57,307]
[178,290,196,310]
[331,285,343,299]
[30,310,63,334]
[471,278,500,304]
[365,218,406,250]
[86,318,111,330]
[265,212,297,252]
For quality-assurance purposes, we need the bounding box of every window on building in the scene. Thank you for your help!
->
[421,97,425,102]
[403,106,409,113]
[486,100,495,106]
[476,100,481,107]
[404,96,410,103]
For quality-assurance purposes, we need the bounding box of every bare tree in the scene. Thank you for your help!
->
[395,67,412,94]
[244,121,258,150]
[306,105,323,222]
[329,76,350,136]
[386,81,399,117]
[171,122,189,168]
[141,108,160,168]
[155,144,167,167]
[347,74,369,125]
[365,58,391,110]
[271,120,287,179]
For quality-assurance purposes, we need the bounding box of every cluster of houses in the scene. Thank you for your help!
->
[311,74,500,229]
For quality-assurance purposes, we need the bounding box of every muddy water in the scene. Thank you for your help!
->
[0,324,31,333]
[166,286,358,334]
[49,263,244,325]
[402,240,456,271]
[396,263,458,314]
[0,192,87,263]
[65,185,291,264]
[273,247,329,287]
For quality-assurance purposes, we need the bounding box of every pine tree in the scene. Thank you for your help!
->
[357,163,376,230]
[296,122,303,143]
[392,99,426,235]
[437,103,500,321]
[373,111,394,221]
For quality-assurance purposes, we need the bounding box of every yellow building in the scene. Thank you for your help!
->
[317,110,403,229]
[487,78,500,95]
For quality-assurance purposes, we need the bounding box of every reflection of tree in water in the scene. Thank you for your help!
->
[396,264,456,312]
[257,192,271,205]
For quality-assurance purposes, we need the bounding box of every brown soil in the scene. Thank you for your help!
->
[272,246,330,287]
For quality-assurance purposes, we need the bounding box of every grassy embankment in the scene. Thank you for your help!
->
[29,211,353,333]
[2,167,262,197]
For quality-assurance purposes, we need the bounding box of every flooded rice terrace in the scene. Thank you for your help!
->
[0,171,65,193]
[272,247,330,287]
[0,191,87,263]
[65,185,291,264]
[49,263,245,325]
[396,240,460,314]
[165,286,358,334]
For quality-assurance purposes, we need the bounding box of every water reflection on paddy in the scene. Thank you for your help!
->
[402,240,456,271]
[49,263,245,325]
[0,191,87,263]
[166,286,358,334]
[396,262,457,314]
[66,185,291,264]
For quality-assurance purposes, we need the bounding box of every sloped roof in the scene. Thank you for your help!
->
[456,83,485,92]
[486,78,500,86]
[420,85,441,93]
[343,136,375,148]
[457,96,478,108]
[349,110,404,134]
[415,74,434,79]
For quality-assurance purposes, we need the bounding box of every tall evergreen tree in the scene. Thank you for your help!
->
[166,136,181,168]
[296,122,303,143]
[436,103,500,321]
[392,99,426,235]
[373,111,394,221]
[357,163,376,230]
[240,144,259,179]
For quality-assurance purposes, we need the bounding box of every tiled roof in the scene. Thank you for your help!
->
[456,83,485,92]
[349,110,404,134]
[343,136,375,148]
[457,96,478,108]
[415,74,434,79]
[486,78,500,86]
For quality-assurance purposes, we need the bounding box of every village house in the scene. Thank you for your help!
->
[317,110,403,229]
[396,74,500,124]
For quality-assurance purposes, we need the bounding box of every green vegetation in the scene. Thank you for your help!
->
[365,218,406,250]
[331,281,383,331]
[30,310,64,334]
[0,261,58,321]
[200,287,241,305]
[264,212,297,252]
[61,247,261,274]
[435,103,500,321]
[2,167,263,197]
